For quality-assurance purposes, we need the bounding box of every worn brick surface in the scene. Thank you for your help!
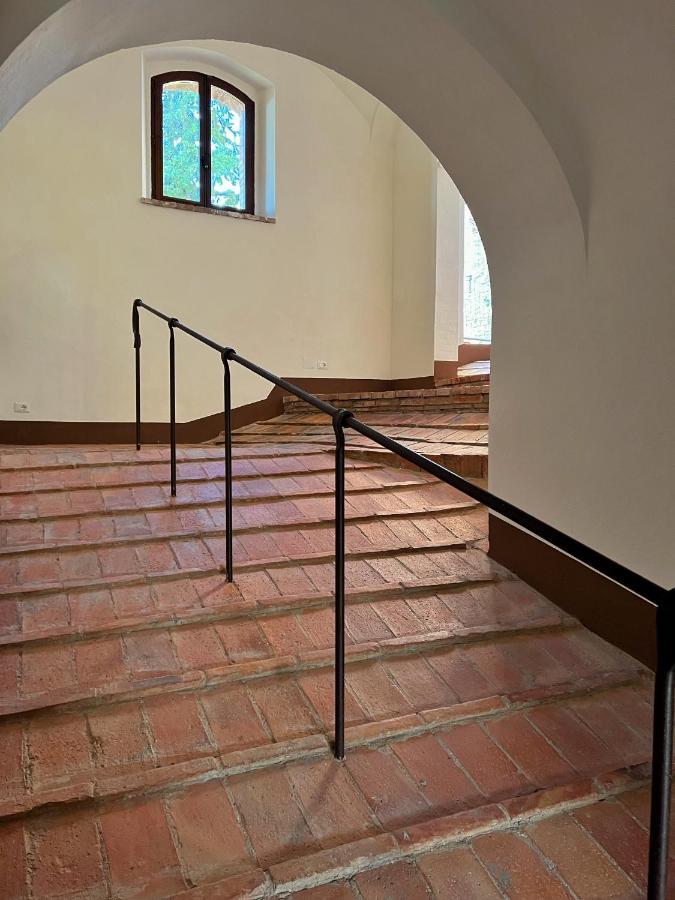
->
[30,813,107,899]
[528,813,641,898]
[441,722,532,801]
[100,796,186,896]
[354,860,432,898]
[573,798,650,892]
[392,734,483,818]
[166,781,251,883]
[417,845,502,898]
[230,767,320,865]
[0,438,658,898]
[473,831,572,897]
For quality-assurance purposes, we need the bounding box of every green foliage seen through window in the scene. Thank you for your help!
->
[161,82,245,209]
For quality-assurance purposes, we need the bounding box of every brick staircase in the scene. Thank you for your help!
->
[0,440,660,898]
[226,365,490,480]
[282,370,490,416]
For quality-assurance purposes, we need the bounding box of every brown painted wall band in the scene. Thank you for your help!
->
[488,514,656,670]
[433,360,459,380]
[458,343,491,366]
[0,374,439,445]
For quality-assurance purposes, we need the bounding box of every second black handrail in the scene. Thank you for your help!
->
[131,298,673,900]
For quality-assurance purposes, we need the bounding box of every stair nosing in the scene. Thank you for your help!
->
[0,613,581,720]
[0,670,643,827]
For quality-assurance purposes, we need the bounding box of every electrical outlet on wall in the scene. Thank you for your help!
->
[13,402,30,414]
[317,360,328,370]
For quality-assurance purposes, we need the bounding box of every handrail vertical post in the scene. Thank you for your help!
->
[648,594,675,900]
[221,350,234,583]
[168,318,178,497]
[132,300,142,450]
[333,410,349,760]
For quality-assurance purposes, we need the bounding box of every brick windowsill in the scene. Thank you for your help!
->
[140,197,276,224]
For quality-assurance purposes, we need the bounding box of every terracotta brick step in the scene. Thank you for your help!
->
[0,600,588,718]
[0,442,327,473]
[0,489,480,569]
[1,466,431,536]
[2,770,654,900]
[0,454,377,496]
[0,637,645,813]
[274,410,489,428]
[0,500,480,558]
[0,468,462,524]
[3,438,661,898]
[0,681,652,898]
[233,421,488,446]
[282,396,490,416]
[282,379,490,415]
[233,433,489,478]
[0,585,580,722]
[346,444,488,480]
[0,670,646,824]
[234,423,487,446]
[262,768,654,899]
[235,433,489,478]
[233,429,488,450]
[0,549,501,649]
[0,540,502,644]
[0,536,496,604]
[0,525,470,568]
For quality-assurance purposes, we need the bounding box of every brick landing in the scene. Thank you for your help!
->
[214,361,490,479]
[0,442,661,898]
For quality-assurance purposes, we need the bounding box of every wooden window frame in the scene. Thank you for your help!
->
[151,71,255,215]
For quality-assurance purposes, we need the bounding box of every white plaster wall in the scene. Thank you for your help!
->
[390,123,437,379]
[434,167,463,364]
[1,0,673,585]
[0,42,401,423]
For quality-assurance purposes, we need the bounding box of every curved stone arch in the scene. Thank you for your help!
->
[6,0,674,590]
[0,0,586,269]
[0,0,589,504]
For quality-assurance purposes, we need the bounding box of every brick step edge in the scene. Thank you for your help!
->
[0,444,332,475]
[0,535,476,599]
[345,447,488,480]
[0,668,642,821]
[271,416,488,431]
[283,378,490,405]
[234,423,488,442]
[0,500,478,558]
[0,503,470,564]
[0,476,451,525]
[265,764,649,898]
[0,460,380,498]
[0,571,498,649]
[0,611,580,719]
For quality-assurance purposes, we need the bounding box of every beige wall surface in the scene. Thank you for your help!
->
[1,0,673,585]
[0,43,440,424]
[434,166,463,364]
[390,123,438,380]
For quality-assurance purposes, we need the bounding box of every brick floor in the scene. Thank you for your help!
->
[0,437,660,898]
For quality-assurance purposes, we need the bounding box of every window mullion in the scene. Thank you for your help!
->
[200,75,211,207]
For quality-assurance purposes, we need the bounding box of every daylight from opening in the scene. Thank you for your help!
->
[210,85,246,209]
[463,204,492,343]
[160,81,246,208]
[161,80,201,202]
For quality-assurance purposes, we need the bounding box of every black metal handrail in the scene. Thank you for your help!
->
[132,298,673,900]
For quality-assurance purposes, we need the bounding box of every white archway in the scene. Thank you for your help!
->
[2,0,672,586]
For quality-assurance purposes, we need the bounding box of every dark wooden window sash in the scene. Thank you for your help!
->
[151,71,255,216]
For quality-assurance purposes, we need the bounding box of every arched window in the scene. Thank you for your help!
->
[151,71,255,214]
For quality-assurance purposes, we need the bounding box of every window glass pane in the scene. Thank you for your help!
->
[210,85,246,209]
[161,80,201,202]
[463,205,492,343]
